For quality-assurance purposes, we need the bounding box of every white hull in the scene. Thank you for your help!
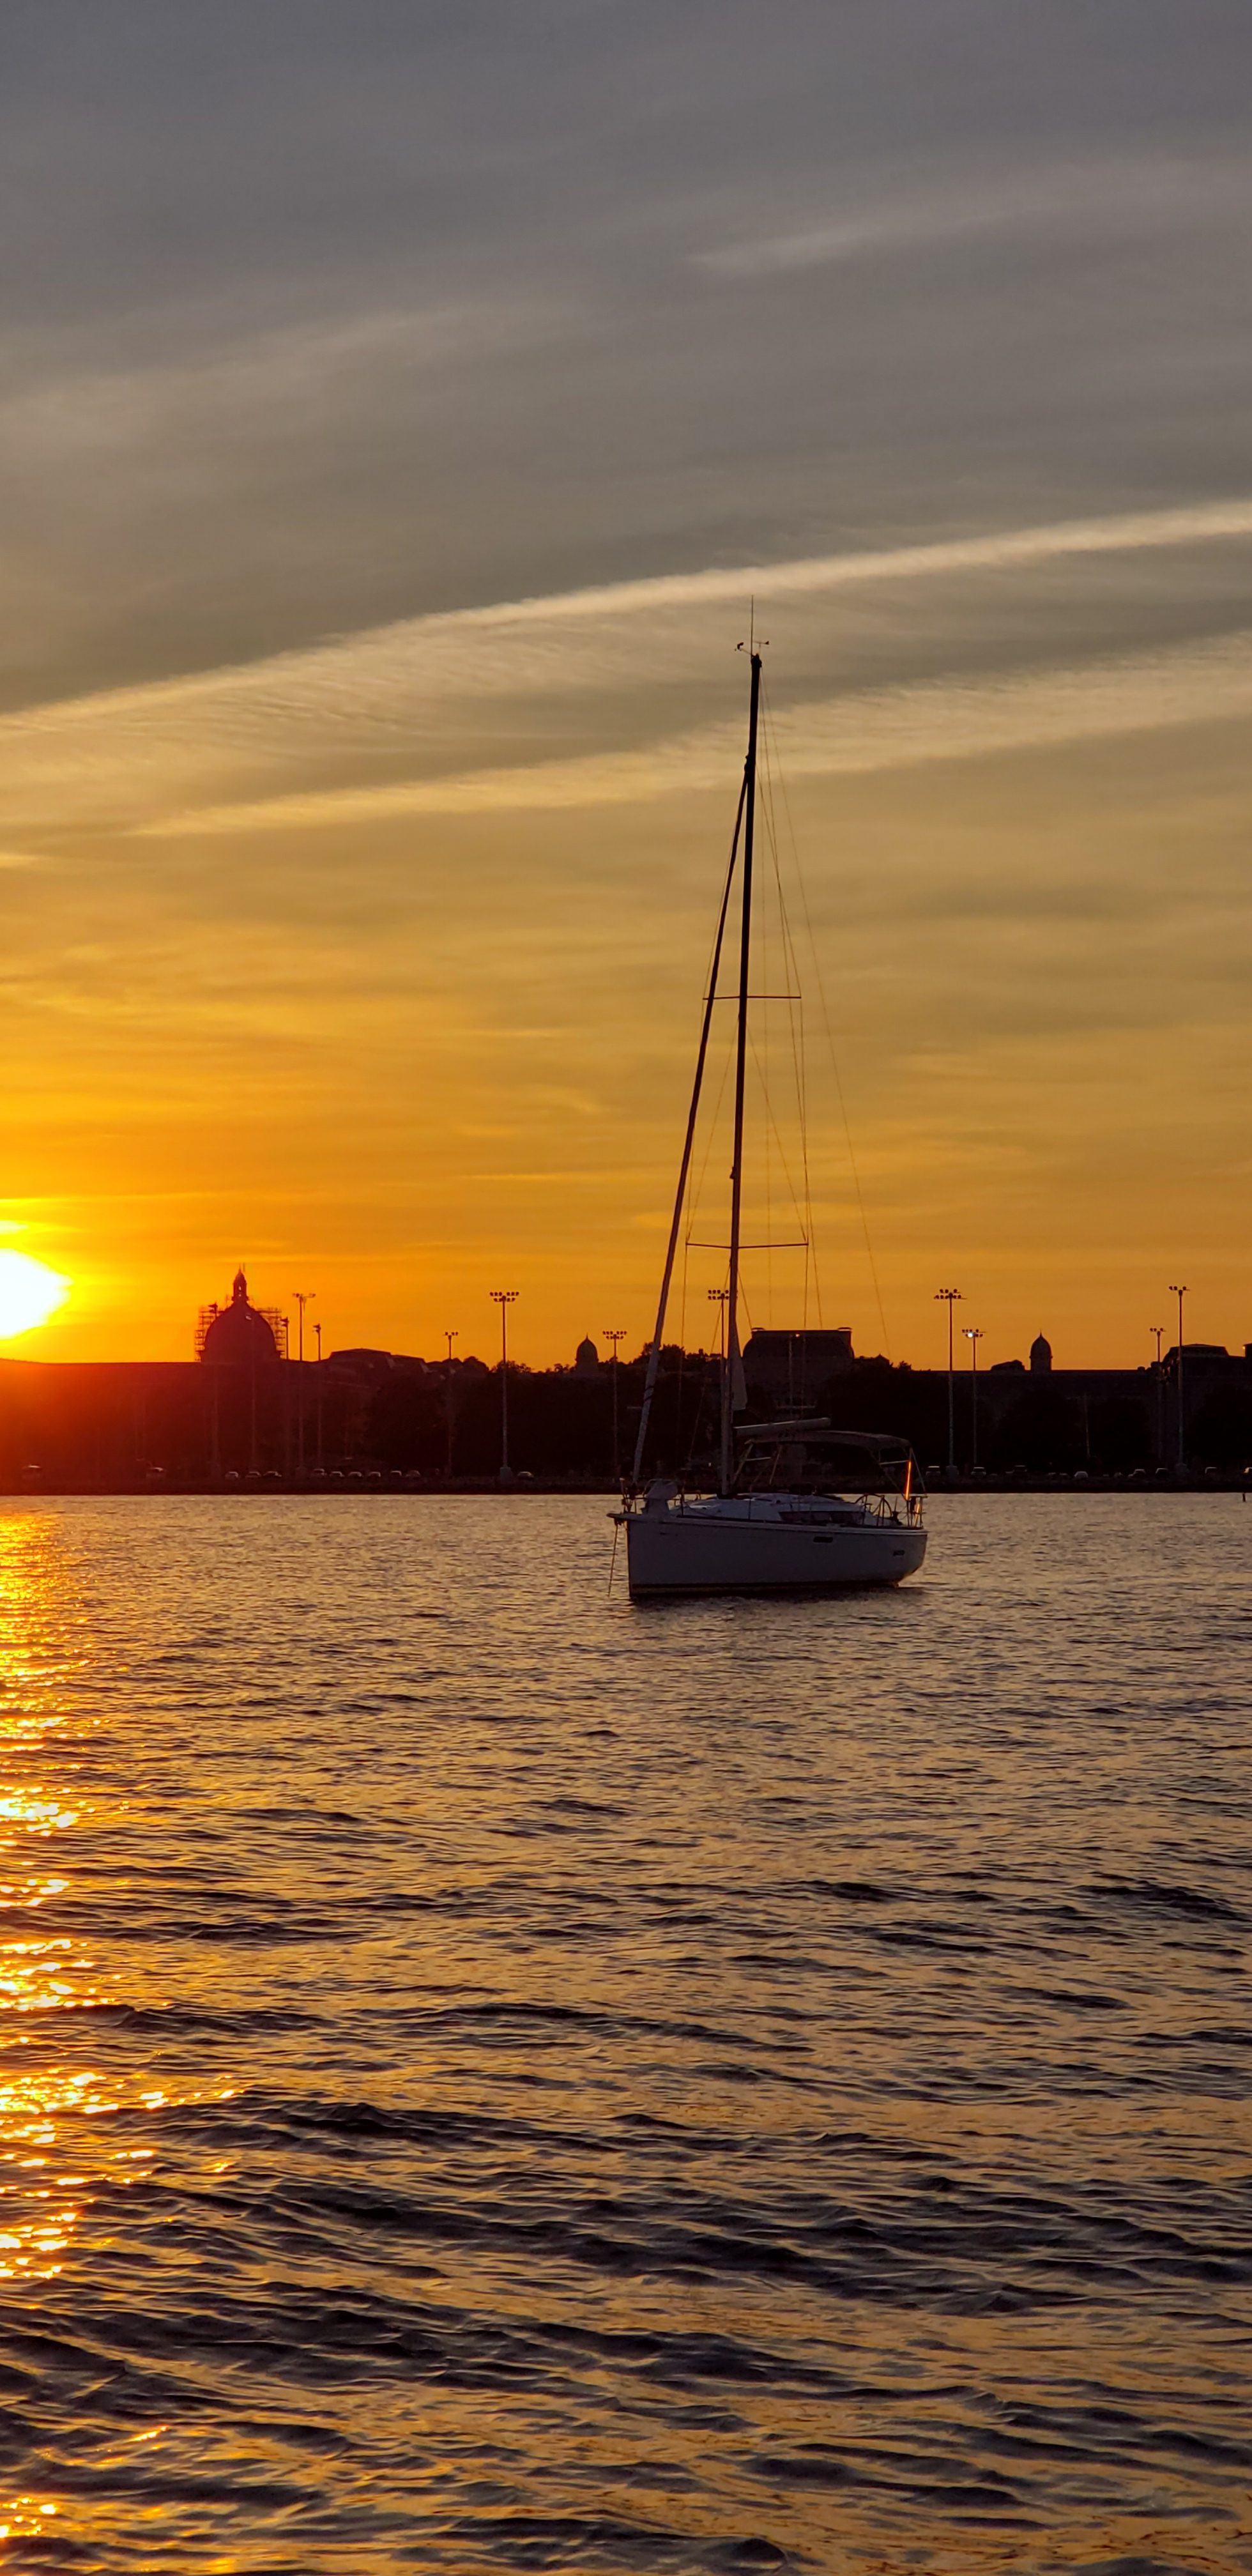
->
[623,1498,926,1597]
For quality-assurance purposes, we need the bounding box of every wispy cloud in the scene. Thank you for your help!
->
[694,152,1252,279]
[0,295,570,461]
[2,495,1250,845]
[141,631,1252,833]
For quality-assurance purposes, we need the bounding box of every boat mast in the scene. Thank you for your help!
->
[721,647,761,1495]
[629,771,747,1488]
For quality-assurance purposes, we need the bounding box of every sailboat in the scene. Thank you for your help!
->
[616,649,927,1598]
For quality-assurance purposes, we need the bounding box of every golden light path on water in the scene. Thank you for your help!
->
[0,1512,233,2553]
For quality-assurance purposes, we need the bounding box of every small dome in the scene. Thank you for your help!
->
[574,1335,600,1375]
[1029,1331,1053,1374]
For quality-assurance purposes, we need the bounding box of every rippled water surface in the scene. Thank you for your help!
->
[0,1494,1249,2573]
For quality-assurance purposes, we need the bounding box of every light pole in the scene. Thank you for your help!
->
[708,1287,729,1459]
[293,1291,314,1475]
[604,1328,627,1478]
[314,1319,323,1469]
[963,1326,984,1471]
[490,1291,519,1480]
[935,1289,963,1472]
[1168,1283,1187,1469]
[444,1329,458,1480]
[1150,1324,1164,1466]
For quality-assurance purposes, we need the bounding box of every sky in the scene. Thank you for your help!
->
[3,0,1251,1369]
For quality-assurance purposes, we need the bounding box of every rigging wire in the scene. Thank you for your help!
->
[746,1031,811,1248]
[685,1039,734,1263]
[630,770,745,1483]
[758,699,821,1335]
[761,677,892,1358]
[675,1206,689,1465]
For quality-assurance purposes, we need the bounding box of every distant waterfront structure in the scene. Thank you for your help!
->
[1030,1332,1053,1374]
[5,1319,1252,1489]
[574,1335,600,1377]
[743,1328,852,1406]
[196,1268,287,1363]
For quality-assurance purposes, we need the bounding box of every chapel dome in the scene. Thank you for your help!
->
[1029,1331,1053,1375]
[199,1267,279,1365]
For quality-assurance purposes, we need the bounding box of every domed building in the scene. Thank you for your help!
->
[1030,1331,1053,1376]
[197,1268,286,1365]
[573,1335,600,1377]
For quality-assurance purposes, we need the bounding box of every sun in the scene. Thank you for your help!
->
[0,1253,71,1343]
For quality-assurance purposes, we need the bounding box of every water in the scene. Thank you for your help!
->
[0,1496,1249,2574]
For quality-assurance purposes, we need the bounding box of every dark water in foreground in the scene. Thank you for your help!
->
[0,1496,1248,2575]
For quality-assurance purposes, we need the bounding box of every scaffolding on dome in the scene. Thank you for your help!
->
[195,1301,289,1360]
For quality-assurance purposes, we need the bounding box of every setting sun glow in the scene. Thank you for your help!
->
[0,1255,70,1344]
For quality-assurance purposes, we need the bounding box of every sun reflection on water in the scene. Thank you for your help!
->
[0,1519,205,2572]
[0,2494,59,2541]
[0,1513,229,2296]
[0,1513,104,2287]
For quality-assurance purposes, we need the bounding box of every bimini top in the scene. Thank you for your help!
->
[736,1420,912,1455]
[733,1420,922,1494]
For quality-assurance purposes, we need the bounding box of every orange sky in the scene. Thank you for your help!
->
[3,13,1251,1374]
[6,529,1252,1374]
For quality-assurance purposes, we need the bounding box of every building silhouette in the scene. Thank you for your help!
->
[4,1305,1252,1489]
[743,1328,853,1408]
[196,1268,287,1363]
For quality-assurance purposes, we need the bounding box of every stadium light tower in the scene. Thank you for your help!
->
[604,1329,627,1480]
[293,1290,315,1473]
[444,1330,459,1480]
[935,1289,963,1472]
[1168,1284,1187,1469]
[490,1291,519,1479]
[963,1326,984,1471]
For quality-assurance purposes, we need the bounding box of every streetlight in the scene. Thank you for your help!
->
[935,1289,963,1472]
[707,1287,729,1449]
[1168,1283,1187,1469]
[314,1319,323,1469]
[962,1326,984,1472]
[489,1291,519,1480]
[293,1290,315,1475]
[604,1328,627,1478]
[1150,1324,1164,1466]
[444,1329,458,1480]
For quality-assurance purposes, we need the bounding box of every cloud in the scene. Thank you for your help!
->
[694,151,1252,279]
[0,294,572,463]
[135,632,1252,833]
[3,495,1252,846]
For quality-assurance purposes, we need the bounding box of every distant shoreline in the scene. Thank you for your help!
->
[1,1475,1247,1500]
